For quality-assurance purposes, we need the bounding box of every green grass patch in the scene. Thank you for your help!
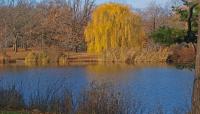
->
[0,111,29,114]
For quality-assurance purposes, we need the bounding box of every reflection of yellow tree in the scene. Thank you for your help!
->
[86,64,134,75]
[85,3,145,60]
[85,64,172,83]
[85,64,134,82]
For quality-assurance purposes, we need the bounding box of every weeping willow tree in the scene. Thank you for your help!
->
[85,3,145,61]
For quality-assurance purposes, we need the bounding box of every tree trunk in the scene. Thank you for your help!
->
[14,38,18,53]
[186,4,198,43]
[153,16,156,32]
[192,10,200,114]
[186,6,193,42]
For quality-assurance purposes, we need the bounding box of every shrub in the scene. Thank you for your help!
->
[134,47,170,63]
[25,52,37,65]
[151,26,186,45]
[0,88,25,110]
[0,81,187,114]
[25,51,50,66]
[58,55,67,65]
[0,52,9,64]
[37,52,50,65]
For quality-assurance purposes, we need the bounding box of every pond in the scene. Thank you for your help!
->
[0,64,194,114]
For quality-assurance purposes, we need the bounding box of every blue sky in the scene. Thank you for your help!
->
[96,0,171,9]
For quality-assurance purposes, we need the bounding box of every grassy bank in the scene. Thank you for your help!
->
[0,111,28,114]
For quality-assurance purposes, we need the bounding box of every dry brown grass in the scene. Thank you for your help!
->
[0,48,99,65]
[0,81,189,114]
[0,44,195,65]
[0,48,38,64]
[168,43,196,63]
[134,48,170,63]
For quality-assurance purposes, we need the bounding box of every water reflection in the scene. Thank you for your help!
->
[0,64,195,114]
[85,63,137,81]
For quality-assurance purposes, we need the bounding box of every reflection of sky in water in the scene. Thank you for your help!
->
[122,68,194,113]
[0,64,194,114]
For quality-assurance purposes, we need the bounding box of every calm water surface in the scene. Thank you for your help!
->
[0,64,195,114]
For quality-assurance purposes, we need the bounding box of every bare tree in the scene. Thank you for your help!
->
[141,1,168,34]
[0,0,95,52]
[1,0,33,52]
[67,0,95,52]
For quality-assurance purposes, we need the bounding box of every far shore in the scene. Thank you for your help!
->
[0,45,196,66]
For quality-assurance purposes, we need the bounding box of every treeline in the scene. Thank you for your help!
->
[0,0,95,52]
[141,0,199,46]
[0,0,199,53]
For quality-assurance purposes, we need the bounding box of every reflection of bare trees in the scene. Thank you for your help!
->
[0,79,144,114]
[0,0,95,52]
[0,78,190,114]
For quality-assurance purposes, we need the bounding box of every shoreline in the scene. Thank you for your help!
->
[0,46,195,66]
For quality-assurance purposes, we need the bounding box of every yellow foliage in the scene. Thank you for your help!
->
[58,55,67,65]
[25,51,50,66]
[85,3,145,60]
[38,52,50,65]
[25,52,37,66]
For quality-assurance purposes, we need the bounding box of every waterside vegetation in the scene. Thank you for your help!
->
[0,80,190,114]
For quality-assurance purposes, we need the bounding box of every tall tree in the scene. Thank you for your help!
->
[174,0,200,43]
[85,3,145,60]
[192,1,200,113]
